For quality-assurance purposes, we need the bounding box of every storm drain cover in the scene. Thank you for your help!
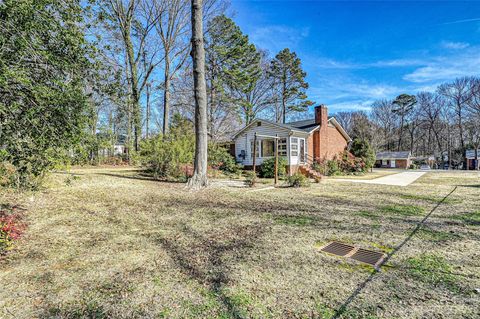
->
[350,248,386,268]
[320,241,355,256]
[319,242,386,268]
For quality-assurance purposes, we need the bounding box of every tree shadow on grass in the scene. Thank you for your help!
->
[96,172,185,184]
[457,184,480,188]
[156,222,267,318]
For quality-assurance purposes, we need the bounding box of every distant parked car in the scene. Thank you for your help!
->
[420,164,431,170]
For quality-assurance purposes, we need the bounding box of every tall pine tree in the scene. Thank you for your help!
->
[205,15,263,128]
[269,48,313,123]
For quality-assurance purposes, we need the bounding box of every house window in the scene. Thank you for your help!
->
[291,137,298,156]
[261,139,275,157]
[278,138,287,156]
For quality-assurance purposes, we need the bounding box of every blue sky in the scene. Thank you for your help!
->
[230,0,480,113]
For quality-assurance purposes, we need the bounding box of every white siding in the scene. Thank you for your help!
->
[233,121,309,166]
[233,121,290,166]
[288,132,308,166]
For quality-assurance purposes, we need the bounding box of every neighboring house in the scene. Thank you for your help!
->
[98,134,127,157]
[375,151,412,169]
[466,149,480,170]
[412,155,436,168]
[231,105,352,173]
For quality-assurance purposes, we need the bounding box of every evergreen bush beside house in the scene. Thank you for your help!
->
[208,144,242,175]
[259,157,288,178]
[287,172,310,187]
[349,138,376,171]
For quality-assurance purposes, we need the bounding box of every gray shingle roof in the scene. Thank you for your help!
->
[260,119,317,133]
[376,151,411,160]
[285,117,338,132]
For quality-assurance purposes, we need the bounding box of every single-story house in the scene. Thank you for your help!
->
[375,151,412,169]
[98,134,127,157]
[231,105,352,173]
[466,149,480,170]
[412,155,436,168]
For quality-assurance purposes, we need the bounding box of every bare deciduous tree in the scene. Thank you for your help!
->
[152,0,191,135]
[187,0,208,189]
[371,99,397,151]
[98,0,163,152]
[438,77,473,155]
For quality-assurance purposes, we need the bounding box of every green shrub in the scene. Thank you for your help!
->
[0,161,17,187]
[0,155,45,189]
[350,138,375,171]
[327,159,340,176]
[244,171,257,187]
[0,1,91,188]
[287,173,310,187]
[140,114,194,180]
[314,151,366,176]
[208,145,242,175]
[259,157,287,178]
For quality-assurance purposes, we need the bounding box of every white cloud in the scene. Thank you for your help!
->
[327,100,374,112]
[370,58,426,67]
[311,81,402,101]
[308,57,360,69]
[307,57,426,70]
[440,18,480,25]
[403,48,480,82]
[250,25,310,52]
[441,41,470,49]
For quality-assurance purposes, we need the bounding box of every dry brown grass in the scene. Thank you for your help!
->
[0,168,479,318]
[327,168,398,180]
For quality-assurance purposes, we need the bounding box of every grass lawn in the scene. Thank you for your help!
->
[327,168,399,180]
[1,168,479,318]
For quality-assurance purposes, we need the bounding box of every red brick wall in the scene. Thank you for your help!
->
[310,105,349,160]
[307,133,315,161]
[325,125,348,159]
[313,130,320,159]
[396,159,409,169]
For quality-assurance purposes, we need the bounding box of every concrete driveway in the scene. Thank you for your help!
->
[334,171,426,187]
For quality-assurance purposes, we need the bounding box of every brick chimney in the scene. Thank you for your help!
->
[314,104,329,160]
[315,104,328,126]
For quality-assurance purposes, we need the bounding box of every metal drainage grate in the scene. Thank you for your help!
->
[320,241,355,256]
[319,242,387,268]
[350,248,386,268]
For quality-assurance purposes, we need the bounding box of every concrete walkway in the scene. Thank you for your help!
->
[334,171,426,187]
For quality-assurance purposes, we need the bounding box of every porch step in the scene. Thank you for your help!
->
[298,166,323,180]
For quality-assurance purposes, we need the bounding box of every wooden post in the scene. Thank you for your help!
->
[274,134,278,186]
[252,133,257,175]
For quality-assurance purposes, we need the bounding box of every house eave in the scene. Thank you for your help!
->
[232,119,307,140]
[328,117,352,142]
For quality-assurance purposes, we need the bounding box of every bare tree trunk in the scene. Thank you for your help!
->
[163,54,171,135]
[397,115,404,151]
[146,82,151,139]
[282,73,287,124]
[124,29,141,152]
[187,0,208,189]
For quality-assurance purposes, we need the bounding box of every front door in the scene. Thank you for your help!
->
[390,160,396,168]
[299,139,305,163]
